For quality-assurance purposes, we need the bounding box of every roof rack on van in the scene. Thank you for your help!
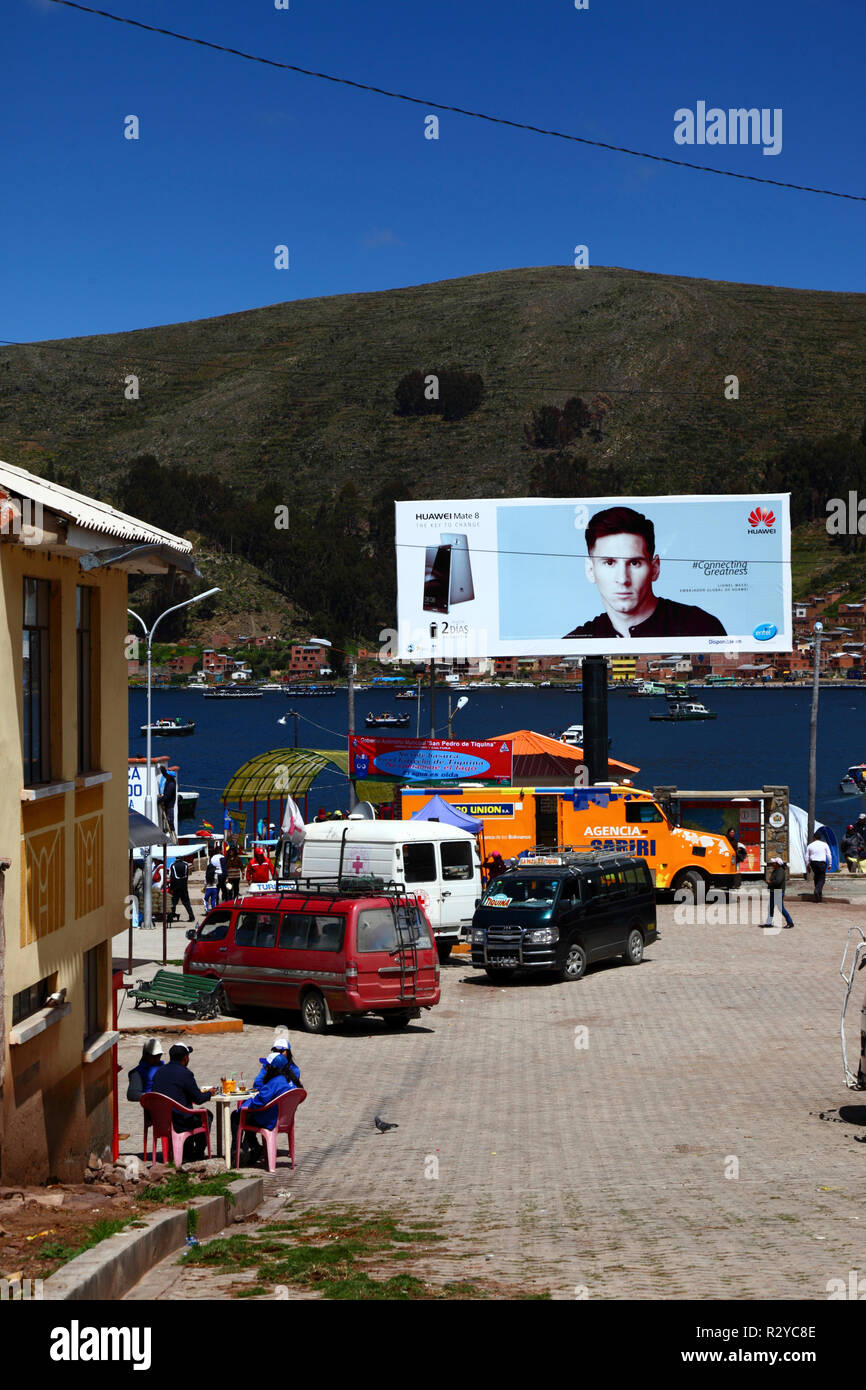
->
[277,876,415,898]
[268,877,422,912]
[518,844,577,859]
[516,848,633,868]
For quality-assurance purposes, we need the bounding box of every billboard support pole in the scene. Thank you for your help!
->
[582,656,609,784]
[429,623,437,737]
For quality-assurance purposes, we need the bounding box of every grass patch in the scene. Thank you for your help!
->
[135,1170,242,1206]
[40,1218,131,1266]
[181,1206,517,1300]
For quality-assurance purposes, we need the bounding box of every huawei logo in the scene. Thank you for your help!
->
[748,506,775,528]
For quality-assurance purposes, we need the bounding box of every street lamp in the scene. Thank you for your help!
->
[287,709,300,748]
[447,693,469,739]
[307,637,356,810]
[128,587,220,929]
[807,621,823,843]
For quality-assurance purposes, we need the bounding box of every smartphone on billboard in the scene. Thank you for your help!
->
[440,532,474,604]
[423,544,452,613]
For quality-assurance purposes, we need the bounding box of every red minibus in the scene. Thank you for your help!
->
[183,880,440,1033]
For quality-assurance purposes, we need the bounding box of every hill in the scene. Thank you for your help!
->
[2,265,865,636]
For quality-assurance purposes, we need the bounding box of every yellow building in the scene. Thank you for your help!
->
[0,461,195,1184]
[610,656,636,683]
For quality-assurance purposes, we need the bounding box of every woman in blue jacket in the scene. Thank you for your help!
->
[126,1039,165,1100]
[231,1054,297,1162]
[252,1038,301,1091]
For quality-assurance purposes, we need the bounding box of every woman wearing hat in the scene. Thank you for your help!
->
[231,1054,296,1163]
[251,1035,301,1092]
[763,857,794,930]
[126,1038,165,1100]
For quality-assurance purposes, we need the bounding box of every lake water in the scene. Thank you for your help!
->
[128,685,865,838]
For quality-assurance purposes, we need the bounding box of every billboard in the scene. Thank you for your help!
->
[349,735,513,784]
[127,761,177,835]
[395,494,791,657]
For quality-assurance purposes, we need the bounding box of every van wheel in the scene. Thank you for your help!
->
[382,1012,412,1030]
[436,940,454,962]
[300,989,327,1034]
[560,943,587,982]
[673,869,705,902]
[622,928,644,965]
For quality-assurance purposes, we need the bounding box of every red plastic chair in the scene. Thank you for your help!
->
[140,1092,212,1166]
[234,1088,307,1173]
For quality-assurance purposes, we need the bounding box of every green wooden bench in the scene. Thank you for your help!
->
[129,970,225,1020]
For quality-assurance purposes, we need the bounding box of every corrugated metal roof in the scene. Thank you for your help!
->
[0,458,192,551]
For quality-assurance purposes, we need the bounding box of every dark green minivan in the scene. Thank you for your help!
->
[470,851,657,982]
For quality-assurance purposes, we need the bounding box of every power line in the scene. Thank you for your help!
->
[46,1,866,203]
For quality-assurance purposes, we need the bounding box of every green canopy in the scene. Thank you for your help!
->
[221,748,396,807]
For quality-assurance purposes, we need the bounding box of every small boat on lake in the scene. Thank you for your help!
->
[281,683,337,697]
[203,686,263,699]
[840,764,866,795]
[558,723,584,747]
[395,688,419,700]
[365,712,411,728]
[649,701,717,722]
[140,717,196,737]
[177,790,199,819]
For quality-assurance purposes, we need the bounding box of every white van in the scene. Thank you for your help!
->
[286,821,481,960]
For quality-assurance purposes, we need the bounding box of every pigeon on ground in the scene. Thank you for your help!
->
[375,1116,399,1133]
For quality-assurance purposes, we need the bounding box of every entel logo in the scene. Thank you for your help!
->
[753,622,777,641]
[748,505,776,533]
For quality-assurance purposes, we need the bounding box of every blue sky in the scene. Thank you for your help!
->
[3,0,865,340]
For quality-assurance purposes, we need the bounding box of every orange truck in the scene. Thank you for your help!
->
[400,783,738,895]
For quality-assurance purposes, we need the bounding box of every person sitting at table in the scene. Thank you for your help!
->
[231,1053,296,1164]
[126,1038,165,1100]
[151,1043,217,1160]
[252,1036,301,1091]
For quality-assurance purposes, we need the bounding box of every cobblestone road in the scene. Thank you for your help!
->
[119,901,866,1300]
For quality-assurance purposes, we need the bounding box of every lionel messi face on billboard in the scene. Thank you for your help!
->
[394,495,791,659]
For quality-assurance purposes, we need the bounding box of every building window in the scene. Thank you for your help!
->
[22,577,51,784]
[12,974,55,1025]
[77,586,95,772]
[83,944,103,1043]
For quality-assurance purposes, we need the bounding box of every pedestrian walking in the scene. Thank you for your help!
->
[841,823,863,876]
[203,856,219,913]
[168,855,195,923]
[210,844,229,901]
[805,834,832,902]
[763,857,794,929]
[245,846,274,884]
[224,839,243,899]
[158,769,178,842]
[132,861,145,927]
